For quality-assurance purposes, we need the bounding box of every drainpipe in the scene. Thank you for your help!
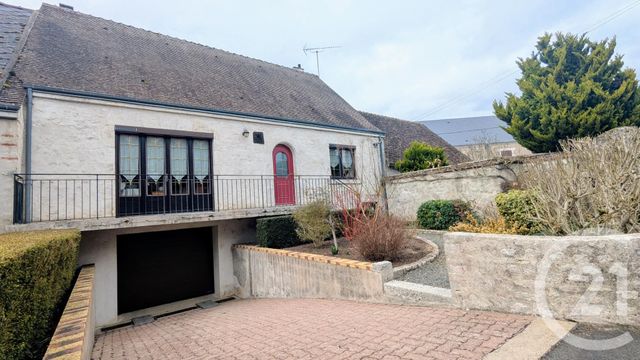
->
[377,136,389,213]
[25,87,33,222]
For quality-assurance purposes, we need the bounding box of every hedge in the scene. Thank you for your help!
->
[256,216,301,248]
[0,229,81,360]
[416,200,471,230]
[495,190,542,234]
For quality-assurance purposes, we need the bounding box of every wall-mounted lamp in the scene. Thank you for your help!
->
[242,129,250,137]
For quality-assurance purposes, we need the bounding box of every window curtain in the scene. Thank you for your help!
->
[146,137,165,181]
[341,149,354,177]
[170,138,188,178]
[119,134,139,181]
[193,140,209,180]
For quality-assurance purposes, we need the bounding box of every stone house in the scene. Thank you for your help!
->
[421,115,532,161]
[0,3,386,328]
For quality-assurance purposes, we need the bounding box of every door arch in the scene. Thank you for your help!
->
[272,144,295,205]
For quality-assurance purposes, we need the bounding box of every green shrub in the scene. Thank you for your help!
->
[416,200,470,230]
[495,190,542,234]
[256,215,300,248]
[450,213,526,234]
[394,141,449,173]
[293,201,332,247]
[0,229,80,360]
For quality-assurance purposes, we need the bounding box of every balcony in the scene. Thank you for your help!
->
[12,174,357,228]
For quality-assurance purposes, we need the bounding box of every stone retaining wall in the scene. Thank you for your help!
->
[43,265,95,360]
[445,232,640,325]
[233,245,392,301]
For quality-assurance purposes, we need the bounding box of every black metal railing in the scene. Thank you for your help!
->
[13,174,358,224]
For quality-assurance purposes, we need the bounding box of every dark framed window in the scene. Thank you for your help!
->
[116,130,213,197]
[329,145,356,179]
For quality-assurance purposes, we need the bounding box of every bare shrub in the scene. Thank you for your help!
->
[521,127,640,234]
[349,207,410,262]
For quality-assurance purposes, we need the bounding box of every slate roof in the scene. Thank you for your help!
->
[420,116,515,146]
[359,111,469,166]
[0,2,32,107]
[0,3,380,132]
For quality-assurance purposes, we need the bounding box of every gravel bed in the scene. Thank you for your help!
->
[399,236,450,288]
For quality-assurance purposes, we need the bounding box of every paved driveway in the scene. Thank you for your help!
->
[93,299,531,360]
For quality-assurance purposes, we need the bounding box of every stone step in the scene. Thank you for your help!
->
[384,280,452,305]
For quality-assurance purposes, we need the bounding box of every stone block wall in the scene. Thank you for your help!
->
[445,232,640,325]
[233,245,392,301]
[385,154,553,220]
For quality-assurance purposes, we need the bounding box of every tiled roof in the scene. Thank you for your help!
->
[0,2,32,107]
[359,111,469,166]
[421,116,515,146]
[0,4,380,132]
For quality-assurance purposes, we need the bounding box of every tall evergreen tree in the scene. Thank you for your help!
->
[493,32,640,153]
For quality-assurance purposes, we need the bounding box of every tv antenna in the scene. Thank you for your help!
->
[303,45,341,77]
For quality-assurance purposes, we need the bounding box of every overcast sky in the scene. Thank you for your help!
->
[11,1,640,121]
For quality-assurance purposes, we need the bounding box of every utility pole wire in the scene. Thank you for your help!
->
[415,0,640,121]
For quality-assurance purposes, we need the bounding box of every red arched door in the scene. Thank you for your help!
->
[273,145,295,205]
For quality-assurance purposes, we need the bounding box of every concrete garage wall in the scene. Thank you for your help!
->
[445,232,640,325]
[233,245,392,301]
[78,218,256,328]
[385,155,552,220]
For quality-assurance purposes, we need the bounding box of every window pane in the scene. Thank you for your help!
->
[275,152,289,176]
[341,149,354,178]
[193,140,210,194]
[119,135,140,196]
[329,148,340,178]
[146,137,165,196]
[170,138,189,195]
[119,135,139,177]
[146,137,165,177]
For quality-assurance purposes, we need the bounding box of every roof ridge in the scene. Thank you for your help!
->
[0,1,33,12]
[422,115,498,122]
[39,3,320,79]
[359,111,424,125]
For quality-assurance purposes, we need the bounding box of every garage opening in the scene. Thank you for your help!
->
[117,227,214,314]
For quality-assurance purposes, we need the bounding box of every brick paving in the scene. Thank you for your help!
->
[92,299,532,360]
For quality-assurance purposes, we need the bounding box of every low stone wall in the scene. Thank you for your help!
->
[445,232,640,325]
[385,154,553,220]
[233,245,392,301]
[43,265,95,360]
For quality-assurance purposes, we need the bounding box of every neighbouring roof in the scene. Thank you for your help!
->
[359,111,469,166]
[0,3,381,132]
[0,2,31,107]
[420,116,515,146]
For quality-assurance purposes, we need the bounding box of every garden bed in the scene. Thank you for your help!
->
[283,236,432,267]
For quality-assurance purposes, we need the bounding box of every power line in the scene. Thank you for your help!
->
[433,126,503,135]
[584,0,640,33]
[414,0,640,121]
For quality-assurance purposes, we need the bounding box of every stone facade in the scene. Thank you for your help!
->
[1,91,384,226]
[0,109,23,225]
[445,232,640,325]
